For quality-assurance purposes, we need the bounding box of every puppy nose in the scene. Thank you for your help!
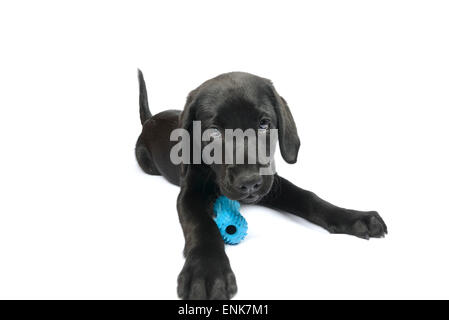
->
[235,174,263,193]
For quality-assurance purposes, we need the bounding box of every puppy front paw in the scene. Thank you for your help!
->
[177,250,237,300]
[329,210,388,239]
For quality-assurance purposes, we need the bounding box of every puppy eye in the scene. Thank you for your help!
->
[259,119,270,130]
[210,127,222,139]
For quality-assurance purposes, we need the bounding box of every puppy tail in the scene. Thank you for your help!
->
[138,69,152,125]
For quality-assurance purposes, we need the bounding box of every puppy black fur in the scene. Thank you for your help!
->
[135,70,387,300]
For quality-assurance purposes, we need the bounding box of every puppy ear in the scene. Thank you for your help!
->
[178,89,199,177]
[179,88,199,132]
[273,93,300,164]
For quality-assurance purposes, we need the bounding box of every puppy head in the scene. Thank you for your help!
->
[179,72,300,203]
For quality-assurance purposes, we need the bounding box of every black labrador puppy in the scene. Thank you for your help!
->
[135,70,387,300]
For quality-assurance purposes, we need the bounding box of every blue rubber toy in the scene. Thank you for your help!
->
[213,196,248,245]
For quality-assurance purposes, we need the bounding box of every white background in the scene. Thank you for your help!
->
[0,0,448,299]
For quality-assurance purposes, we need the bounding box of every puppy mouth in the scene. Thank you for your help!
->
[239,194,260,204]
[219,185,261,204]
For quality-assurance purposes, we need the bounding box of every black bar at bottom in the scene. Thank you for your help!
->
[0,300,444,319]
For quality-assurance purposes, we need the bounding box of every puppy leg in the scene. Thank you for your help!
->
[176,187,237,300]
[135,136,160,175]
[260,175,387,239]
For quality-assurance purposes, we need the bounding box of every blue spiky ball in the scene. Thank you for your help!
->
[213,196,248,245]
